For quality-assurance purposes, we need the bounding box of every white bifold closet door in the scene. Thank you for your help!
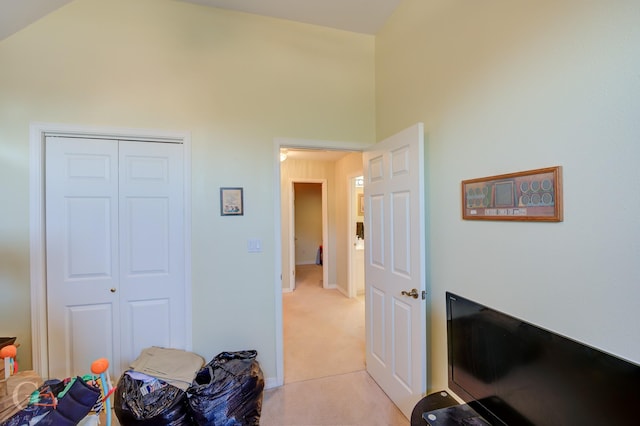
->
[45,136,185,379]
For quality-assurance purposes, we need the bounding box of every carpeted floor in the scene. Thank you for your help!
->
[260,264,408,425]
[283,264,366,384]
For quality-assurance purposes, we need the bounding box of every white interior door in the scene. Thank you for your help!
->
[363,123,426,417]
[46,137,121,378]
[45,136,185,378]
[118,141,185,373]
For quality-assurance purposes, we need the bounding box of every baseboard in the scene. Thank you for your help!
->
[336,285,349,297]
[264,376,279,389]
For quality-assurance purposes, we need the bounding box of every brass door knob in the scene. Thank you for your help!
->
[401,288,419,299]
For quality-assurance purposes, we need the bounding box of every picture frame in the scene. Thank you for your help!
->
[462,166,563,222]
[220,187,244,216]
[358,193,364,215]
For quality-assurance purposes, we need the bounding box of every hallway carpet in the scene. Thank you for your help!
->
[283,264,365,383]
[260,264,409,425]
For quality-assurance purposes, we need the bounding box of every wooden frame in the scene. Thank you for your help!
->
[220,187,244,216]
[462,166,563,221]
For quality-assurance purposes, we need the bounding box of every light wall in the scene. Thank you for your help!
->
[376,0,640,392]
[0,0,375,380]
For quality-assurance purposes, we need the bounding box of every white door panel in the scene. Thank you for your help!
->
[364,123,426,418]
[392,191,411,276]
[46,138,120,378]
[392,298,412,386]
[66,304,115,375]
[66,197,113,277]
[127,299,171,359]
[119,141,185,372]
[369,194,385,267]
[46,137,185,379]
[370,287,386,363]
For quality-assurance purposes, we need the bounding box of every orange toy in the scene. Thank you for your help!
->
[0,345,17,359]
[90,358,109,375]
[1,344,18,377]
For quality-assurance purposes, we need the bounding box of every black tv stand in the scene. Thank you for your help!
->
[410,391,458,425]
[411,391,497,426]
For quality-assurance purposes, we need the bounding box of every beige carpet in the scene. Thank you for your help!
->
[261,369,409,425]
[259,264,408,425]
[283,264,366,384]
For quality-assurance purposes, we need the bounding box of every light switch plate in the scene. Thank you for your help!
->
[247,239,262,253]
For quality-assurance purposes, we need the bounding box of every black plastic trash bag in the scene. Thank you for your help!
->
[187,350,264,426]
[114,372,192,426]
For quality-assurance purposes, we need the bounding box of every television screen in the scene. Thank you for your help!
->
[446,292,640,425]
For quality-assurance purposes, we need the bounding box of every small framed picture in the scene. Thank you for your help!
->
[220,187,244,216]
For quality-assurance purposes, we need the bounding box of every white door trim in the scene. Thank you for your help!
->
[347,173,363,299]
[272,137,372,387]
[29,122,193,378]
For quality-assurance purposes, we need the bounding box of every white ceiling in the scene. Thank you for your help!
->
[179,0,400,34]
[0,0,400,41]
[0,0,73,41]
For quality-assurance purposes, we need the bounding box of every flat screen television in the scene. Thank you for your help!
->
[446,292,640,425]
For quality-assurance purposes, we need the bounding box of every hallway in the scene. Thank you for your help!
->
[283,264,365,383]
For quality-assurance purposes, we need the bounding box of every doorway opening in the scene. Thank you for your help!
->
[285,179,328,293]
[275,141,369,386]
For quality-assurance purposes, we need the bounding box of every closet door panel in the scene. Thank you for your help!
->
[46,137,186,378]
[126,299,171,359]
[45,137,120,378]
[118,141,185,372]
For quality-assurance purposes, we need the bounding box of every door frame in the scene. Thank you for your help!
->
[273,137,372,387]
[287,179,328,292]
[29,122,193,378]
[347,173,364,299]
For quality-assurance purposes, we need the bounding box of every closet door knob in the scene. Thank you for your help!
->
[110,288,117,293]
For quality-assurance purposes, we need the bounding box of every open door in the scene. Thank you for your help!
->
[363,123,426,417]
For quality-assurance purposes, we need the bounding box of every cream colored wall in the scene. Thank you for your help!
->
[334,152,364,295]
[377,0,640,393]
[0,0,375,380]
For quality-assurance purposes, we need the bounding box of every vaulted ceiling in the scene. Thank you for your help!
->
[0,0,401,41]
